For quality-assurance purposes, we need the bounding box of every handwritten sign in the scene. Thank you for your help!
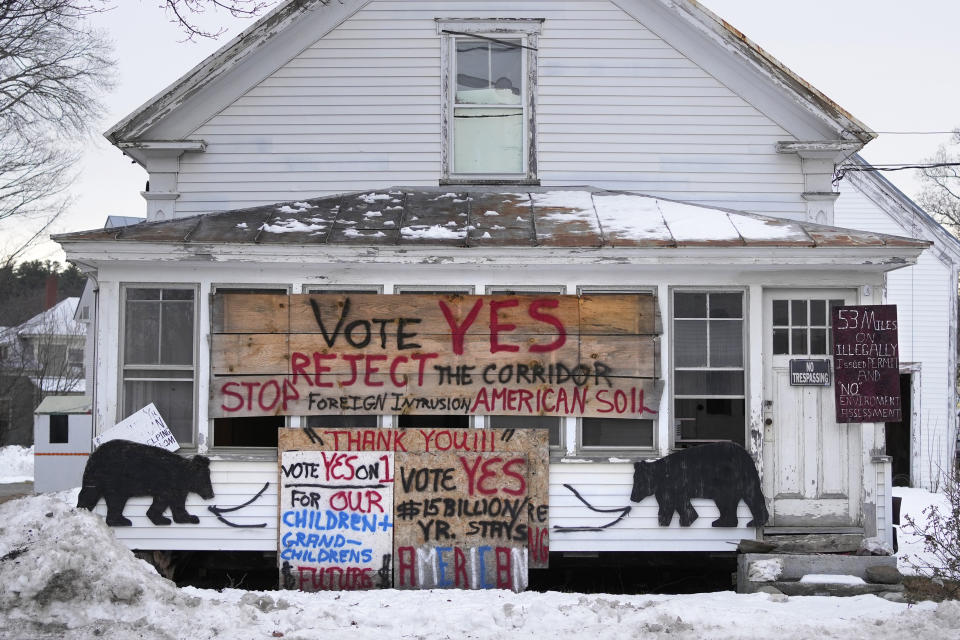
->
[279,450,394,591]
[277,427,549,590]
[93,403,179,451]
[209,293,661,420]
[832,305,901,422]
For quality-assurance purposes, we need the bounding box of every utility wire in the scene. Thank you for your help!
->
[834,161,960,182]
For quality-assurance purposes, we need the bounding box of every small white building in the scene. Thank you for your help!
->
[54,0,955,569]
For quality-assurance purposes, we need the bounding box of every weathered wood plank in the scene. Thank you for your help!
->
[213,293,290,333]
[211,374,661,419]
[211,333,656,378]
[214,294,658,336]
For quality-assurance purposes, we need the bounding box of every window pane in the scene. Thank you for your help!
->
[160,300,194,365]
[674,320,707,367]
[49,415,69,444]
[773,300,789,326]
[490,415,561,447]
[810,300,826,326]
[791,328,807,355]
[163,289,194,301]
[306,415,378,429]
[124,380,193,444]
[456,40,490,97]
[674,292,706,318]
[675,398,745,446]
[214,416,282,447]
[398,415,469,429]
[582,418,653,448]
[790,300,807,326]
[123,369,193,379]
[675,370,744,395]
[773,328,789,354]
[709,320,743,367]
[124,300,159,364]
[709,293,742,319]
[489,41,521,103]
[127,288,161,301]
[454,107,523,174]
[810,328,827,354]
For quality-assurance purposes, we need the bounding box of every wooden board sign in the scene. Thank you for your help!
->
[277,427,549,590]
[210,293,661,419]
[832,305,901,423]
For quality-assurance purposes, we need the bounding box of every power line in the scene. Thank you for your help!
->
[834,161,960,182]
[873,131,958,135]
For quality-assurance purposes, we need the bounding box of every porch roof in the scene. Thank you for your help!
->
[55,188,929,252]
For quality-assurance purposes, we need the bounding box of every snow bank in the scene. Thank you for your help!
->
[0,445,33,483]
[1,493,959,639]
[894,486,953,575]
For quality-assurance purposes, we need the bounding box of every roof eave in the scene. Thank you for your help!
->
[105,0,334,143]
[675,0,876,143]
[57,240,925,271]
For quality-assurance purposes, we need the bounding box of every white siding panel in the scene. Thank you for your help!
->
[835,181,955,489]
[176,0,804,217]
[549,463,753,552]
[97,460,277,551]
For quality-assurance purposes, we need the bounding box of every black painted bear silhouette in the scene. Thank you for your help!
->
[77,439,214,527]
[630,442,768,528]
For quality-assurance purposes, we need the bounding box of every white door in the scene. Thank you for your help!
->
[762,289,861,527]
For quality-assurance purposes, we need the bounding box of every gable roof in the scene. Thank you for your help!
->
[842,155,960,266]
[54,187,926,252]
[106,0,873,154]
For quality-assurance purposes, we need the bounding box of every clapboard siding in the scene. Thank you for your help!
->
[549,463,752,551]
[101,459,752,552]
[835,180,955,490]
[177,0,803,217]
[98,459,278,551]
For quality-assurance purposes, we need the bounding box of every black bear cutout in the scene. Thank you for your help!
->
[630,442,768,528]
[77,439,214,527]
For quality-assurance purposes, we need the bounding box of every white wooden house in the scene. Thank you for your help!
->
[54,0,954,567]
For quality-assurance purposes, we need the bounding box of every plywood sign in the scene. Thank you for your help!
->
[277,427,549,591]
[210,293,660,419]
[832,305,901,423]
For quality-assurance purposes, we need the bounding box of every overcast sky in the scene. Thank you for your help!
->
[10,0,959,262]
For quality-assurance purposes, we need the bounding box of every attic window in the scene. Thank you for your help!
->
[437,19,542,183]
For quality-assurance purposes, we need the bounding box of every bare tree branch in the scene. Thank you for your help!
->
[918,131,960,237]
[0,1,114,261]
[159,0,276,40]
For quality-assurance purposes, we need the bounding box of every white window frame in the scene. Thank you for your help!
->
[437,18,542,184]
[670,287,749,449]
[119,283,199,446]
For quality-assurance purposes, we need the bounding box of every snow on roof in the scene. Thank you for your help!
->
[17,298,83,337]
[54,188,929,253]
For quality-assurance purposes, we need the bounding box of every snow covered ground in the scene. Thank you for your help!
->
[0,447,958,639]
[894,486,953,576]
[0,445,33,483]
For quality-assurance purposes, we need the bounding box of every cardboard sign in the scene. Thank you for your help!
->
[789,359,831,386]
[209,293,661,420]
[277,427,549,590]
[93,403,179,451]
[832,305,901,422]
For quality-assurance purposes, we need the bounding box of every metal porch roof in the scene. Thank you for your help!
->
[54,188,929,251]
